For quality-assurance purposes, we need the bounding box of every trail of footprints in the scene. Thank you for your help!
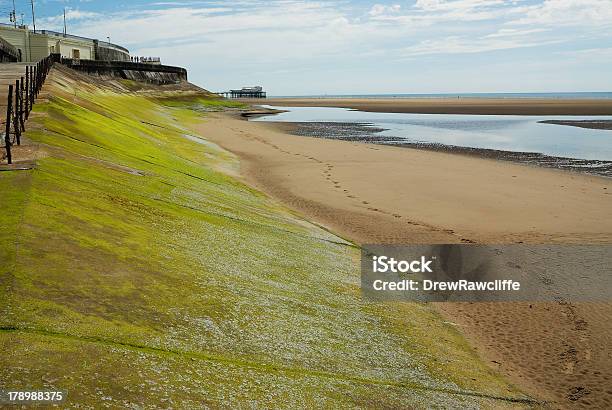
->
[320,161,476,243]
[236,129,476,243]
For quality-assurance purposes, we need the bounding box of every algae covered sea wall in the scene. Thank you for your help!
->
[0,67,529,407]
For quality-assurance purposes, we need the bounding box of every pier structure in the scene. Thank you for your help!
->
[219,86,266,99]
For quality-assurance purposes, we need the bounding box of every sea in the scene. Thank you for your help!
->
[251,105,612,163]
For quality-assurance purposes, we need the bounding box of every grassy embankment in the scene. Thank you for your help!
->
[0,67,531,407]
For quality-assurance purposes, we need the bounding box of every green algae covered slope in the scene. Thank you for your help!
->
[0,68,530,408]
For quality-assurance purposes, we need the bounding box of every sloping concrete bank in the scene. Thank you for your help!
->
[0,66,531,407]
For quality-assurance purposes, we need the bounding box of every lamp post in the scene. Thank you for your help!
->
[30,0,36,32]
[11,0,16,28]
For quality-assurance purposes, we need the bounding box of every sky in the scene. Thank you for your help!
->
[2,0,611,95]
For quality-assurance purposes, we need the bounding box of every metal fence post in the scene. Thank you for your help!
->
[19,76,24,131]
[30,67,35,108]
[4,85,13,164]
[35,63,38,95]
[25,66,29,118]
[14,79,20,145]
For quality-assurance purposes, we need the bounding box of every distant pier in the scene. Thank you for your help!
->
[219,86,266,99]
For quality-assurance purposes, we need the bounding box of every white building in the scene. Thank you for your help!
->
[0,24,130,63]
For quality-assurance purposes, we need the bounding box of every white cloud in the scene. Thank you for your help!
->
[570,47,612,56]
[413,0,506,12]
[39,9,101,26]
[557,47,612,60]
[68,3,346,47]
[510,0,612,27]
[400,35,562,56]
[369,4,401,16]
[369,0,528,25]
[485,28,550,38]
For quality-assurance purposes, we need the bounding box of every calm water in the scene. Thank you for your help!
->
[252,106,612,161]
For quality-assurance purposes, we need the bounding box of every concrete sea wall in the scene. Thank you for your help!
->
[60,58,188,84]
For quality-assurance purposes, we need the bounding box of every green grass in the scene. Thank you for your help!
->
[0,69,530,408]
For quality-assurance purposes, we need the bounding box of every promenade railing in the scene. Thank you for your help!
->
[1,54,59,164]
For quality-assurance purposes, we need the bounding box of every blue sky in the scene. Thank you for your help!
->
[3,0,611,94]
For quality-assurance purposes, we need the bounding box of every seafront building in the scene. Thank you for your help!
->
[0,23,131,63]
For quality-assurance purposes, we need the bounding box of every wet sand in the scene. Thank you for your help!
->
[239,97,612,116]
[196,113,612,408]
[539,120,612,130]
[277,121,612,178]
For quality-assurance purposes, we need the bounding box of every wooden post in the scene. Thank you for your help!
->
[4,85,13,164]
[25,66,29,118]
[14,80,20,145]
[19,76,24,131]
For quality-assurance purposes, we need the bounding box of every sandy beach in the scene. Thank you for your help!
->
[197,111,612,408]
[240,97,612,116]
